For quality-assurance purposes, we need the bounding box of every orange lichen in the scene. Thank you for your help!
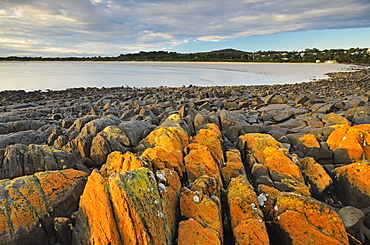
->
[178,219,221,245]
[262,147,304,182]
[180,187,222,236]
[191,123,224,166]
[35,169,87,204]
[184,146,222,185]
[327,124,370,162]
[141,147,183,176]
[273,193,349,245]
[79,170,121,245]
[298,134,321,148]
[299,157,333,198]
[334,161,370,198]
[100,151,148,177]
[257,184,281,217]
[143,126,189,175]
[108,168,167,245]
[239,133,288,163]
[156,169,181,244]
[227,176,270,244]
[221,149,246,185]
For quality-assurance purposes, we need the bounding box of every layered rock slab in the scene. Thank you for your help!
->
[0,169,87,245]
[271,192,349,245]
[238,133,310,196]
[227,175,270,245]
[178,176,223,245]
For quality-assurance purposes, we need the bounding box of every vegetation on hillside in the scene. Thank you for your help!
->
[1,47,369,64]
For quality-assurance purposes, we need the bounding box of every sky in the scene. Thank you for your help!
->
[1,0,370,57]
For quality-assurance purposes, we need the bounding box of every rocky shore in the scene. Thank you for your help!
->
[0,68,370,245]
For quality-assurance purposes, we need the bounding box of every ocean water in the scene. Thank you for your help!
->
[0,61,351,91]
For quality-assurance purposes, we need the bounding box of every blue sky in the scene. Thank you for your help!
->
[0,0,369,57]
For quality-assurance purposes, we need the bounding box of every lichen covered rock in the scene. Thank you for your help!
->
[333,161,370,208]
[100,151,149,177]
[298,157,333,199]
[141,114,189,177]
[73,169,121,245]
[238,133,309,196]
[108,168,167,245]
[272,192,349,245]
[327,124,370,163]
[227,175,270,244]
[221,149,247,186]
[178,176,222,244]
[0,169,87,245]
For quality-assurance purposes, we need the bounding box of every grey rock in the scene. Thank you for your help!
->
[1,144,77,179]
[338,206,365,236]
[353,106,370,124]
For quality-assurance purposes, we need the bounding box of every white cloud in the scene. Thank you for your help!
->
[0,0,369,56]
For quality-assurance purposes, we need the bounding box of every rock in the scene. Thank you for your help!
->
[272,192,349,245]
[353,106,370,125]
[118,120,155,147]
[287,133,320,155]
[78,116,120,137]
[74,167,168,245]
[277,118,306,129]
[100,151,149,177]
[0,169,87,245]
[271,110,295,123]
[219,110,250,131]
[327,124,370,164]
[141,114,189,178]
[1,144,77,179]
[221,149,247,186]
[72,170,121,245]
[256,184,281,218]
[238,133,309,195]
[321,113,350,126]
[333,161,370,209]
[227,175,270,244]
[298,157,333,199]
[179,176,222,244]
[185,143,222,185]
[268,126,289,139]
[295,94,310,105]
[310,103,336,113]
[156,169,181,244]
[264,94,285,104]
[338,206,365,236]
[89,125,131,166]
[191,123,224,166]
[0,130,46,149]
[177,219,221,245]
[53,217,73,245]
[67,115,98,139]
[10,120,46,132]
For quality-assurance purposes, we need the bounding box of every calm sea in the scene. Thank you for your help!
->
[0,61,351,91]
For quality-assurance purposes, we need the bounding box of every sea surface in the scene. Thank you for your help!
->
[0,61,352,91]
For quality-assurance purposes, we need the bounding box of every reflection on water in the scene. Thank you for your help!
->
[0,61,349,91]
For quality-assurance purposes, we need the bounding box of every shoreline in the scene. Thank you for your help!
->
[0,67,370,244]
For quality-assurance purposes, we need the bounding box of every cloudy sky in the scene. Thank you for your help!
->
[1,0,369,57]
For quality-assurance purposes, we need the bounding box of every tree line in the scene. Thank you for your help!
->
[1,47,369,64]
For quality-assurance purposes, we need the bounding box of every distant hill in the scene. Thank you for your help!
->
[1,48,369,64]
